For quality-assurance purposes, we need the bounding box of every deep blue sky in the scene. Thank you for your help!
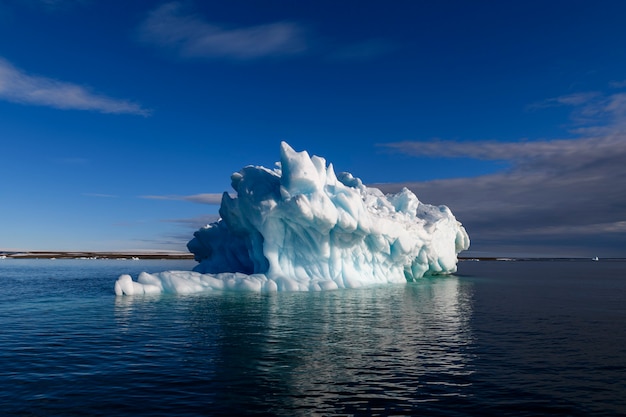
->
[1,0,626,257]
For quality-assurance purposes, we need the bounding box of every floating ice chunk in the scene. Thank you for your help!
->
[115,142,469,294]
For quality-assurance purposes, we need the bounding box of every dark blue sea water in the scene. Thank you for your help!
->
[0,259,624,416]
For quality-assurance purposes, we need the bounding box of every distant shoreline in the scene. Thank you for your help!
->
[0,252,620,262]
[458,256,624,262]
[0,251,194,260]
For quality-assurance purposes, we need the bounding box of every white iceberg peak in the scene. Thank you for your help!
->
[115,142,469,294]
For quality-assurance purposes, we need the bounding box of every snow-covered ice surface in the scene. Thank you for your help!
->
[115,142,469,295]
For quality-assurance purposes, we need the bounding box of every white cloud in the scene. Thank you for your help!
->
[609,80,626,89]
[381,135,625,168]
[527,90,626,134]
[145,215,222,250]
[83,193,118,198]
[137,2,306,60]
[0,57,150,115]
[162,214,220,226]
[140,193,229,205]
[503,221,626,237]
[38,0,88,8]
[529,92,600,109]
[379,134,626,220]
[376,89,626,257]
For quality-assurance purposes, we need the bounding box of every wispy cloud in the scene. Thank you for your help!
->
[162,214,220,227]
[377,90,626,257]
[528,89,626,134]
[132,236,192,251]
[137,2,307,60]
[38,0,89,9]
[529,92,601,109]
[0,57,150,115]
[53,157,89,166]
[328,39,395,61]
[381,135,624,168]
[83,193,118,198]
[609,80,626,89]
[140,193,229,205]
[138,1,392,63]
[10,0,90,11]
[133,214,221,251]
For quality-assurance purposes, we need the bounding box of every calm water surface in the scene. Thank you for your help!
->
[0,259,624,416]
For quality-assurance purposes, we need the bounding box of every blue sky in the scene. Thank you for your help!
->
[1,0,626,257]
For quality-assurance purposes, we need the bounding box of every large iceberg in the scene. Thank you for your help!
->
[115,142,469,294]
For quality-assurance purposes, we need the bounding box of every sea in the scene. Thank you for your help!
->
[0,258,624,417]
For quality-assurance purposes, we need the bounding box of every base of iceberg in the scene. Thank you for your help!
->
[115,142,469,295]
[114,269,405,295]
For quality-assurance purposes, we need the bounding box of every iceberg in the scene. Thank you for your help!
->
[115,142,469,295]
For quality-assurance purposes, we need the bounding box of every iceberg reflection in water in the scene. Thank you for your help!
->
[114,277,474,415]
[3,259,624,416]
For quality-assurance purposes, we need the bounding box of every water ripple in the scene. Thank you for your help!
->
[1,260,625,416]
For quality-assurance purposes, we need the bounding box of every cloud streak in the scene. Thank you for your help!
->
[609,80,626,89]
[137,2,306,60]
[529,92,601,109]
[0,58,150,115]
[140,193,229,205]
[162,214,220,227]
[83,193,118,198]
[528,90,626,134]
[37,0,89,9]
[376,90,626,257]
[145,215,221,251]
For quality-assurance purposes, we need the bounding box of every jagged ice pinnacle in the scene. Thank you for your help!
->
[115,142,469,294]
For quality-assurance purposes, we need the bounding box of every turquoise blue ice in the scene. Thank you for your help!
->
[115,143,469,294]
